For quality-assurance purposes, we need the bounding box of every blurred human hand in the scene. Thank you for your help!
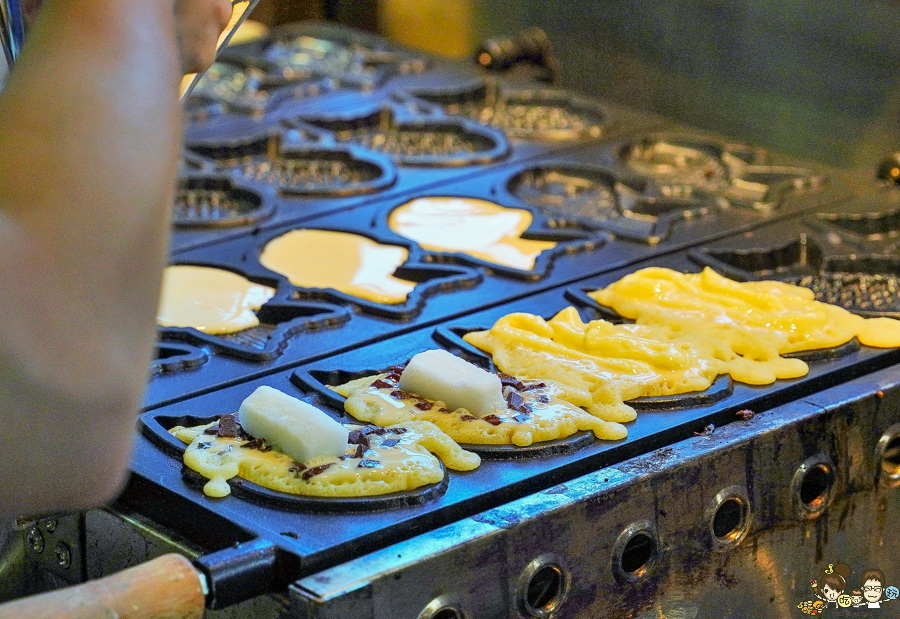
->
[174,0,233,74]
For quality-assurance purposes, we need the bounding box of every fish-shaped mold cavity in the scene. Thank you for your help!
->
[619,136,824,211]
[257,228,481,318]
[406,77,607,141]
[506,164,726,244]
[385,196,595,277]
[173,174,276,228]
[157,264,351,362]
[295,106,509,167]
[185,130,397,196]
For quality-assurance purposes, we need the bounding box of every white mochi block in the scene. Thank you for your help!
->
[239,386,349,463]
[399,349,506,416]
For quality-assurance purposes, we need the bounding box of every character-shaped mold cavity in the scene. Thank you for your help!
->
[173,175,276,228]
[158,266,276,334]
[258,229,481,318]
[816,206,900,242]
[184,61,326,117]
[507,165,726,243]
[152,343,209,376]
[186,132,396,196]
[694,238,900,319]
[787,257,900,319]
[691,234,825,280]
[140,410,453,511]
[387,196,570,274]
[299,107,509,167]
[157,264,350,361]
[259,29,427,90]
[408,79,606,141]
[620,137,823,210]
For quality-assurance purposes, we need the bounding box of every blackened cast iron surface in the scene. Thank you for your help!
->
[134,250,900,585]
[148,168,851,410]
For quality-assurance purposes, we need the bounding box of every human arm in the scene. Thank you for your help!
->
[0,0,227,517]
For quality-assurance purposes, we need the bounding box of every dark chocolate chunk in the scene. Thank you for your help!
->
[389,389,417,401]
[438,407,451,414]
[240,438,265,450]
[358,459,380,468]
[203,425,219,435]
[506,391,525,410]
[353,443,367,459]
[197,442,212,450]
[460,414,476,421]
[348,430,370,448]
[371,379,394,389]
[536,395,550,404]
[513,413,530,423]
[391,427,408,434]
[288,462,307,475]
[483,414,503,426]
[498,372,526,391]
[522,382,547,391]
[414,400,434,411]
[302,464,332,480]
[379,438,400,448]
[360,426,378,436]
[372,427,387,436]
[384,371,402,382]
[216,414,240,438]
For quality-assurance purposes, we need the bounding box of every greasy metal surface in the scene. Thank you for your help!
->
[290,365,900,619]
[133,243,900,586]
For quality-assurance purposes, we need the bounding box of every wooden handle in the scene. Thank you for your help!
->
[0,553,206,619]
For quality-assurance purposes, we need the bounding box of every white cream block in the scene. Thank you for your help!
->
[399,349,506,416]
[239,386,349,463]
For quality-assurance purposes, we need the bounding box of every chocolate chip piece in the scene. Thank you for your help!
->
[389,389,417,401]
[506,391,525,410]
[358,459,380,468]
[483,414,503,426]
[372,427,387,436]
[522,382,547,391]
[384,371,402,382]
[498,373,526,391]
[536,395,550,404]
[240,438,262,449]
[203,425,219,435]
[371,379,394,389]
[216,414,240,438]
[302,464,332,480]
[438,407,451,414]
[379,438,399,448]
[197,442,212,450]
[288,462,307,476]
[460,414,476,421]
[391,427,408,434]
[414,400,434,411]
[348,430,370,448]
[353,443,367,459]
[513,413,530,423]
[360,426,378,436]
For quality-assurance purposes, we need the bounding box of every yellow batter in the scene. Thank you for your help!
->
[171,419,480,498]
[334,370,627,447]
[157,265,275,334]
[387,197,557,271]
[259,229,417,304]
[464,267,900,426]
